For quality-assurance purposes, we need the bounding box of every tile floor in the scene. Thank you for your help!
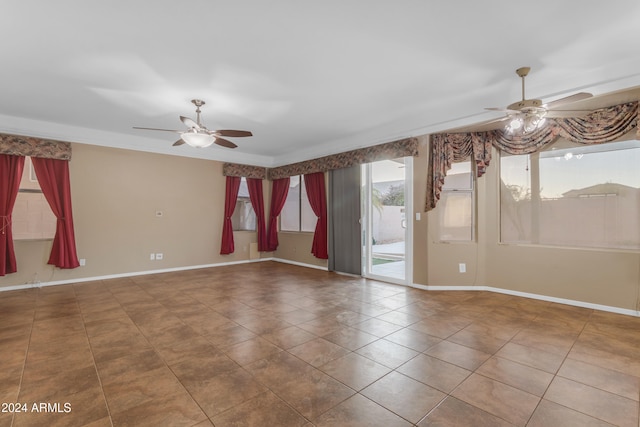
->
[0,261,639,426]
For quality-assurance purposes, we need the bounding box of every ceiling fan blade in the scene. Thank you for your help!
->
[215,129,253,137]
[481,117,511,131]
[172,139,185,146]
[180,116,199,129]
[485,107,521,114]
[544,92,593,109]
[215,138,238,149]
[133,126,182,133]
[545,109,593,118]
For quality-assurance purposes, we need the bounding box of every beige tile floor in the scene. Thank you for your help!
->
[0,261,638,426]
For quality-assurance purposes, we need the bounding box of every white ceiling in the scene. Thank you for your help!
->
[2,1,640,167]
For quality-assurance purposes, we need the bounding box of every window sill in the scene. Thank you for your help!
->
[497,241,640,254]
[434,240,476,244]
[279,231,315,234]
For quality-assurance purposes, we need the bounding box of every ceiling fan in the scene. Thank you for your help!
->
[485,67,593,133]
[133,99,252,148]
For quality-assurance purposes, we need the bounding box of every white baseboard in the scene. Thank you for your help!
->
[0,258,274,292]
[271,258,329,271]
[2,259,635,317]
[411,283,640,317]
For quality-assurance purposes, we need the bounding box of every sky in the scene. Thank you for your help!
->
[500,140,640,198]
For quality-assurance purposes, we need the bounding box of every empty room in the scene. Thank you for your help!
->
[1,2,639,426]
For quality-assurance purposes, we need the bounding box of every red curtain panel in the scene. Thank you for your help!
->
[31,157,80,269]
[266,177,290,251]
[0,154,25,276]
[247,178,268,252]
[220,176,241,254]
[303,172,328,259]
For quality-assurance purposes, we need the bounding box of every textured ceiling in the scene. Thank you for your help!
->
[2,1,640,166]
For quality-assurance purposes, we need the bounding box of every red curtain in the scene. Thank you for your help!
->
[220,176,241,254]
[303,172,328,259]
[266,177,290,251]
[31,157,80,269]
[0,155,25,276]
[247,178,268,252]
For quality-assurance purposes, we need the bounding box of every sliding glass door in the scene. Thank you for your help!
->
[362,157,412,285]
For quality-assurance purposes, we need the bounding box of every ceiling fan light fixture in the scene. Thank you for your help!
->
[523,112,547,133]
[133,99,251,150]
[508,117,523,132]
[537,116,547,127]
[523,115,538,133]
[180,132,215,148]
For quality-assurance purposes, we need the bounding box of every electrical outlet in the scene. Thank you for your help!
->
[79,258,86,266]
[156,253,163,260]
[150,253,155,261]
[459,263,466,273]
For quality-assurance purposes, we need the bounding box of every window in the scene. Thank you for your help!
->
[437,161,474,241]
[280,175,316,232]
[12,157,56,240]
[231,178,256,231]
[500,139,640,250]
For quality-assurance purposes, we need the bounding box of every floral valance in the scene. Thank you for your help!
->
[0,133,72,160]
[426,132,492,211]
[269,137,419,180]
[222,163,268,179]
[426,101,639,211]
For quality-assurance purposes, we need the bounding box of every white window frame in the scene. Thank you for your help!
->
[437,160,475,242]
[499,138,640,250]
[13,156,56,240]
[280,175,316,233]
[231,177,257,232]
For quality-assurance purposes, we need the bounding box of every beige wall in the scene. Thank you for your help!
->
[417,143,640,313]
[0,143,269,289]
[273,232,328,269]
[3,139,639,313]
[412,136,429,285]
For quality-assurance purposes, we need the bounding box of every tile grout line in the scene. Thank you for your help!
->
[74,281,115,427]
[533,309,639,426]
[10,288,38,427]
[118,275,214,426]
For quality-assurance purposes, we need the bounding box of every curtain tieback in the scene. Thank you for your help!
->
[0,215,10,235]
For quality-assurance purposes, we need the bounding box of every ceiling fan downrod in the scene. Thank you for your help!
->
[507,67,542,111]
[516,67,530,101]
[191,99,205,127]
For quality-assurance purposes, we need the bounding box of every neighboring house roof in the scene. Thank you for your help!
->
[562,183,637,197]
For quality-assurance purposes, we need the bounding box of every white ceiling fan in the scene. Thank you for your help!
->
[485,67,594,133]
[133,99,252,148]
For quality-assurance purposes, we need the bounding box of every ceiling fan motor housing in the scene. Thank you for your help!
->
[507,98,543,112]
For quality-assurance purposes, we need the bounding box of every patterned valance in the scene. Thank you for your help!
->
[492,101,638,154]
[269,137,419,180]
[0,133,72,160]
[222,163,268,179]
[426,132,492,211]
[426,101,639,211]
